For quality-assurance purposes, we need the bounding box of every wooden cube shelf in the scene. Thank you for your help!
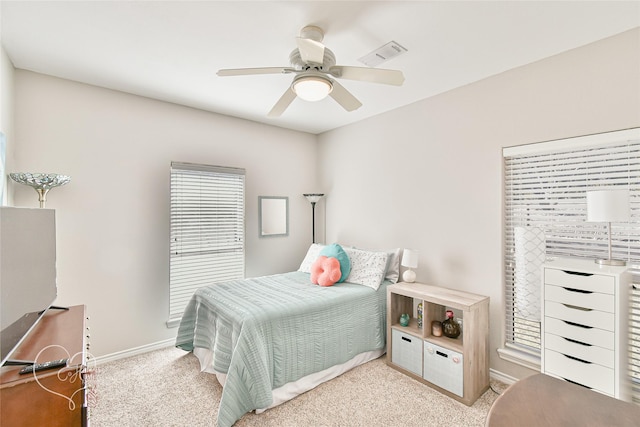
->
[387,282,489,405]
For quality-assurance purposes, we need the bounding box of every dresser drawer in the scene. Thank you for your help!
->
[391,329,422,376]
[544,317,614,350]
[544,268,614,294]
[544,349,614,395]
[544,284,614,313]
[545,301,614,331]
[544,333,614,368]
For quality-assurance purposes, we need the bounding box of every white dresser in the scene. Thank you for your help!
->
[541,258,630,400]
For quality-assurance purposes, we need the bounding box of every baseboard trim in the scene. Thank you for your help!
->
[92,339,523,387]
[489,368,518,385]
[92,338,175,365]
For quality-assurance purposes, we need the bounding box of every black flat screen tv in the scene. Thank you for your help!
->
[0,207,57,366]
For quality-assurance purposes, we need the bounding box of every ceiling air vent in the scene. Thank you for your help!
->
[358,41,407,67]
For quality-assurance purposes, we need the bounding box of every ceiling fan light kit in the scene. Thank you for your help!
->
[217,25,405,117]
[292,75,333,101]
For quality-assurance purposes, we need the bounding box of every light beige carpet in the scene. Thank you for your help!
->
[90,346,507,427]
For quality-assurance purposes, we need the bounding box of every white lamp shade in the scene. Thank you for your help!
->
[303,193,324,203]
[586,189,630,222]
[401,249,418,269]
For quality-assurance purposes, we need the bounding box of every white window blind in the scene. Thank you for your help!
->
[631,282,640,404]
[503,128,640,400]
[169,162,245,324]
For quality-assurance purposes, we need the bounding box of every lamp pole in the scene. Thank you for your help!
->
[310,201,317,243]
[303,193,324,244]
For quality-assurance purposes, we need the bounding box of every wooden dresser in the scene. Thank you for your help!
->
[0,305,89,426]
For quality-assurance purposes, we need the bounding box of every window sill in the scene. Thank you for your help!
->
[497,346,541,371]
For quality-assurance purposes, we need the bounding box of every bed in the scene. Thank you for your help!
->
[175,244,400,427]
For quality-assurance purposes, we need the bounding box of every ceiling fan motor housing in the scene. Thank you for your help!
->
[299,25,324,43]
[289,47,336,71]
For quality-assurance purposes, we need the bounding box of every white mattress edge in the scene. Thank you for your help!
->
[191,347,385,413]
[257,348,385,413]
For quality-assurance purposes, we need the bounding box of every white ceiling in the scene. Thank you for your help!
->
[2,1,639,135]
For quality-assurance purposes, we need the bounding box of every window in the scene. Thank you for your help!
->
[502,128,640,399]
[631,283,640,404]
[168,162,245,326]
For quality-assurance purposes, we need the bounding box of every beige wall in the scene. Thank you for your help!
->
[11,71,317,357]
[1,45,14,205]
[5,27,639,379]
[317,28,640,380]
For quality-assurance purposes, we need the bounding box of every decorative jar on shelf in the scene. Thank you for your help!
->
[442,310,460,338]
[400,313,410,327]
[431,321,443,337]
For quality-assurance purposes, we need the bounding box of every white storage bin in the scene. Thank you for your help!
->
[423,340,463,397]
[391,329,422,376]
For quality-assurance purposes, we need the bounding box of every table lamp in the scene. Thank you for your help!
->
[401,249,418,282]
[586,188,630,266]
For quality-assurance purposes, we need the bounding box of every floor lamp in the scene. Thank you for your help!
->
[303,193,324,243]
[9,172,71,208]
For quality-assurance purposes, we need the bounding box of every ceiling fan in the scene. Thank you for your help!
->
[217,25,405,117]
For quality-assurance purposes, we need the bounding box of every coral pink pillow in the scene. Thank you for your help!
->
[310,256,342,287]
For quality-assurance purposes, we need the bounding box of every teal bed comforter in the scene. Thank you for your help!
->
[176,271,388,427]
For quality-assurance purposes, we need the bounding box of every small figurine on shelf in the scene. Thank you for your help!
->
[417,302,423,329]
[442,310,461,338]
[400,313,410,327]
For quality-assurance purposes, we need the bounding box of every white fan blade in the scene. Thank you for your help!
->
[268,87,297,117]
[329,80,362,112]
[217,67,294,77]
[328,66,405,86]
[296,37,325,65]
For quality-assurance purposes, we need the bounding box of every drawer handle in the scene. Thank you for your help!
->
[562,303,592,312]
[563,337,591,347]
[436,350,448,358]
[561,270,593,277]
[563,320,593,329]
[562,378,592,389]
[401,336,412,343]
[562,287,593,294]
[563,353,592,364]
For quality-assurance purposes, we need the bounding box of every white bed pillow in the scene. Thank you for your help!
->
[351,246,401,284]
[382,248,401,284]
[343,247,389,290]
[298,243,326,273]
